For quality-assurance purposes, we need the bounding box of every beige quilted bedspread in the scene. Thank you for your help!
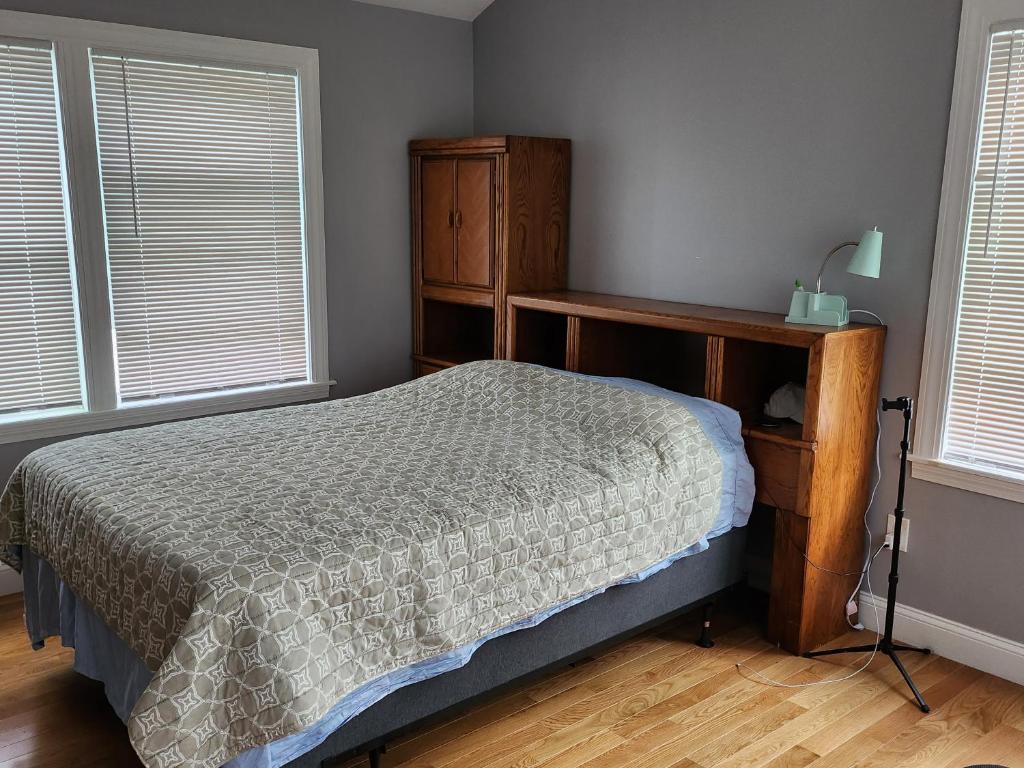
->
[0,360,722,767]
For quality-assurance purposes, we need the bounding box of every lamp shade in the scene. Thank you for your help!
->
[847,227,883,279]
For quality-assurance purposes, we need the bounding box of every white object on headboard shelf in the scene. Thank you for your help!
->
[765,383,806,425]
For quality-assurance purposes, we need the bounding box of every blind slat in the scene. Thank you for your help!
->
[945,28,1024,476]
[92,53,310,403]
[0,42,83,418]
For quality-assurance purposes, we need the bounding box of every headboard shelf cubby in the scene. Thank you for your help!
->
[506,289,886,655]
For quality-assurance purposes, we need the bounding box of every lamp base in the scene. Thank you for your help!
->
[785,290,849,326]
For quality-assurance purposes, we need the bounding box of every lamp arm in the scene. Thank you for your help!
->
[816,241,859,293]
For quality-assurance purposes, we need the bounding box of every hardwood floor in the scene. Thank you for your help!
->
[1,592,1021,768]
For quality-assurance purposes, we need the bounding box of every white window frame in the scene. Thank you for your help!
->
[0,10,330,446]
[914,0,1024,503]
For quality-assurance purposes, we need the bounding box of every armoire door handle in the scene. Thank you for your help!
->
[448,211,454,227]
[454,211,463,228]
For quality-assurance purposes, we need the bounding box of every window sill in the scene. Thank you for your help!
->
[0,381,334,446]
[910,455,1024,503]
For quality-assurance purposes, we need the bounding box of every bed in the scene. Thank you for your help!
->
[0,360,754,768]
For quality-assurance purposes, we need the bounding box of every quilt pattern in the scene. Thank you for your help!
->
[0,361,722,767]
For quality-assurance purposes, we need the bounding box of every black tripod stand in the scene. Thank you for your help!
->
[803,396,932,713]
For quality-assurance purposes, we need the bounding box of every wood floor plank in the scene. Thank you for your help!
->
[592,666,828,768]
[798,652,945,756]
[383,629,675,765]
[1,590,1022,768]
[439,634,769,768]
[707,650,939,768]
[392,628,759,768]
[611,645,807,741]
[761,745,819,768]
[687,700,809,767]
[801,657,969,768]
[939,723,1024,768]
[849,671,998,768]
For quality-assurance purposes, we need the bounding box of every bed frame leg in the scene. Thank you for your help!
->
[368,745,384,768]
[696,602,715,648]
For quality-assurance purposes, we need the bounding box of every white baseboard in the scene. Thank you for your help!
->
[0,564,22,597]
[859,592,1024,686]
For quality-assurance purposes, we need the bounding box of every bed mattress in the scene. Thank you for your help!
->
[1,360,748,768]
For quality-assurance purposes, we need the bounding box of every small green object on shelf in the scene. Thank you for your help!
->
[786,228,883,327]
[786,290,850,326]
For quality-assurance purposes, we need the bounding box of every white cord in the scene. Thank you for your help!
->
[847,408,884,630]
[737,407,887,687]
[736,570,881,687]
[849,309,885,325]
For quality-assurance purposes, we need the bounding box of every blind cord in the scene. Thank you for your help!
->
[119,56,142,240]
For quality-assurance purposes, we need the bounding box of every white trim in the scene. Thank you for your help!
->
[0,10,320,69]
[0,10,330,442]
[910,455,1024,503]
[915,0,1024,498]
[296,51,330,385]
[859,591,1024,686]
[57,37,119,412]
[0,565,22,597]
[0,381,332,445]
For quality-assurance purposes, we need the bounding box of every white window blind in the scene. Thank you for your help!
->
[0,41,83,417]
[946,28,1024,477]
[91,53,309,403]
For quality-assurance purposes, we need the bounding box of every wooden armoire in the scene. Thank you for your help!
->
[410,136,571,376]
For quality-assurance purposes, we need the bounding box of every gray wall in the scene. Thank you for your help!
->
[0,1,473,482]
[475,0,1024,642]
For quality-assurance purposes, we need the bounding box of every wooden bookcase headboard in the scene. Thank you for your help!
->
[506,290,886,654]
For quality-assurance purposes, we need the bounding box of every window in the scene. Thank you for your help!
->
[0,41,83,419]
[92,54,309,401]
[0,11,327,445]
[916,0,1024,502]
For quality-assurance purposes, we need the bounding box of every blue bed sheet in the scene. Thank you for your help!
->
[22,371,754,768]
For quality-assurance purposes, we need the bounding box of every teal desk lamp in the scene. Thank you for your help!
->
[786,227,883,326]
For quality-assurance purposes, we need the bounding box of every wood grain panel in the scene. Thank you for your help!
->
[412,137,570,376]
[410,136,509,154]
[509,291,880,348]
[705,336,724,400]
[746,440,802,512]
[455,158,494,287]
[576,317,707,396]
[566,316,581,372]
[421,283,494,308]
[768,508,811,652]
[504,137,570,295]
[795,330,887,653]
[421,158,455,284]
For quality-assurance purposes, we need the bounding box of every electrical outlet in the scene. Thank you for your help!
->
[886,514,909,552]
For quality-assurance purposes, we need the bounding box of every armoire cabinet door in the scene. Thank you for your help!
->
[420,158,455,283]
[455,158,494,287]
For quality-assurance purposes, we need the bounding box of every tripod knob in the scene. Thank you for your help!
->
[882,396,912,413]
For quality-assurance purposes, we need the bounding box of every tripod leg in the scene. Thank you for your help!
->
[891,643,931,655]
[890,651,930,713]
[803,643,878,659]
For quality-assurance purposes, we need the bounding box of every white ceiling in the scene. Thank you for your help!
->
[353,0,495,22]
